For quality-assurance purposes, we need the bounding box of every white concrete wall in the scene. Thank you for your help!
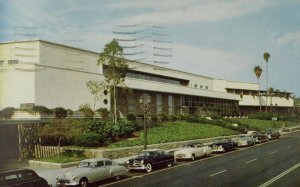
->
[0,41,38,110]
[35,41,110,110]
[213,79,259,92]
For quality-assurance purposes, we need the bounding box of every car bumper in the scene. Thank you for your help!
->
[56,179,79,187]
[127,164,147,171]
[211,148,225,152]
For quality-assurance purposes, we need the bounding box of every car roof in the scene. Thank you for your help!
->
[0,168,37,175]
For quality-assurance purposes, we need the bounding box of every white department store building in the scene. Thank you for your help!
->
[0,40,294,116]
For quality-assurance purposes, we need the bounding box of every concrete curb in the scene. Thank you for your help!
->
[28,160,78,169]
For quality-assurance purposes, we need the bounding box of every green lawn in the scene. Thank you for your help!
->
[235,118,298,131]
[109,121,239,148]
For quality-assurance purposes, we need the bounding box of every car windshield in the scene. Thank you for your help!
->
[78,161,93,168]
[138,151,156,157]
[185,144,195,148]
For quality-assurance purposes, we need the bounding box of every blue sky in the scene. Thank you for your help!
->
[1,0,300,96]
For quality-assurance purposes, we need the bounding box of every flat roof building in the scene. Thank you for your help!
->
[0,40,294,116]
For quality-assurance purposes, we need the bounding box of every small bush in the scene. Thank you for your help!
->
[73,132,105,147]
[169,115,177,122]
[0,107,15,119]
[158,114,168,122]
[54,107,68,119]
[79,104,94,118]
[33,105,51,114]
[126,113,136,121]
[150,114,158,122]
[62,149,84,157]
[185,114,200,123]
[96,108,109,118]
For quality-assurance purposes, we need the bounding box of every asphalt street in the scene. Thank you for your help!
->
[97,131,300,187]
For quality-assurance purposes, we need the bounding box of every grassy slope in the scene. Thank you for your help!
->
[235,118,298,131]
[110,121,238,148]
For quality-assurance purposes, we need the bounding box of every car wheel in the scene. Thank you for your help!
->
[167,162,173,167]
[146,163,152,173]
[79,178,88,187]
[115,175,121,181]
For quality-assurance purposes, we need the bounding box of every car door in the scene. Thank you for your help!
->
[19,170,48,187]
[90,161,110,182]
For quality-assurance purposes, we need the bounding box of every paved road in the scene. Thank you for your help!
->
[96,131,300,187]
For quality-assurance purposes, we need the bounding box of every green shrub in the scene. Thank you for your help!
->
[185,114,200,123]
[96,108,109,118]
[79,104,94,118]
[118,119,137,137]
[169,115,177,122]
[62,149,84,157]
[0,107,15,119]
[33,105,51,114]
[126,113,136,121]
[158,114,168,122]
[73,132,104,146]
[150,114,158,122]
[54,107,68,119]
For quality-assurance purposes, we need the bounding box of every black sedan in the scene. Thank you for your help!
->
[0,169,49,187]
[126,149,175,172]
[210,138,238,153]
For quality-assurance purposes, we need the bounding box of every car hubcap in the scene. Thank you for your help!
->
[146,164,152,172]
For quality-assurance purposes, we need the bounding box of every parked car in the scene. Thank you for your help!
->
[210,138,238,153]
[252,132,269,143]
[174,142,212,161]
[126,149,175,173]
[265,128,281,140]
[234,134,256,147]
[56,158,128,187]
[0,168,49,187]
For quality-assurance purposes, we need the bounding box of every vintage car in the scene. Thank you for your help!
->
[234,134,256,147]
[56,158,127,187]
[0,168,49,187]
[265,128,281,140]
[252,132,269,143]
[210,138,238,153]
[126,149,175,173]
[174,142,212,161]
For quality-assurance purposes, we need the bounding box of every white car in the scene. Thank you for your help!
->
[174,142,212,161]
[234,134,256,147]
[56,158,128,187]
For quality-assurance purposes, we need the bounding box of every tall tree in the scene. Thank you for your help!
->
[254,65,263,112]
[263,52,271,112]
[268,87,274,112]
[97,39,128,122]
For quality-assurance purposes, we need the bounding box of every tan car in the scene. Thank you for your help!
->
[56,158,128,187]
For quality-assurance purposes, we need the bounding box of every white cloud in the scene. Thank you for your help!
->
[277,32,300,45]
[112,0,276,25]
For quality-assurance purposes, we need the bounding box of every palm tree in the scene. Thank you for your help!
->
[254,65,263,112]
[263,52,270,112]
[268,87,274,112]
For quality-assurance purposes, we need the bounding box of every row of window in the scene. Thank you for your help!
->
[0,60,19,65]
[194,84,209,90]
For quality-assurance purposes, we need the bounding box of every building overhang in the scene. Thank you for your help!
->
[124,78,240,101]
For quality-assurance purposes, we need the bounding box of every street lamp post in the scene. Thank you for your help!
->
[139,95,151,150]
